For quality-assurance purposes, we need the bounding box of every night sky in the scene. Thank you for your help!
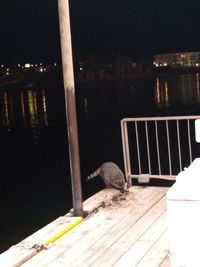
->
[0,0,200,63]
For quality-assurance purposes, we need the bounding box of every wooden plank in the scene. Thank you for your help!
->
[21,186,145,267]
[21,212,112,267]
[48,187,168,267]
[21,216,80,246]
[112,212,167,267]
[8,186,169,267]
[74,188,168,267]
[136,231,169,267]
[159,254,171,267]
[21,186,145,266]
[82,187,143,214]
[0,216,83,267]
[0,247,37,267]
[89,200,165,266]
[43,217,83,246]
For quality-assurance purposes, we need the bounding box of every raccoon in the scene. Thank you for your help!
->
[86,162,126,190]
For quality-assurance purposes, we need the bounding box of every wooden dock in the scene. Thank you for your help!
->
[0,186,170,267]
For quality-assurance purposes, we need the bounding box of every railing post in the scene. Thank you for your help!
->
[57,0,83,216]
[121,120,132,186]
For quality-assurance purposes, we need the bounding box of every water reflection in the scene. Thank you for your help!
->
[155,77,170,108]
[20,91,26,127]
[155,74,200,109]
[0,88,48,129]
[2,91,10,128]
[196,73,200,103]
[42,89,48,127]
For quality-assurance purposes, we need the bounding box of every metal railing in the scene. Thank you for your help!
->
[121,115,200,185]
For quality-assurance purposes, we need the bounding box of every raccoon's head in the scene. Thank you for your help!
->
[114,179,125,190]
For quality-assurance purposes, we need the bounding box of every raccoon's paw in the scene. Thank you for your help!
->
[119,183,129,193]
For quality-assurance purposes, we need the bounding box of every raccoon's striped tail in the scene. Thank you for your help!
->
[86,167,101,182]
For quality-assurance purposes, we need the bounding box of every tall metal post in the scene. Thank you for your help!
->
[57,0,83,216]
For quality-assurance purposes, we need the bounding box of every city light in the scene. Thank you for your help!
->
[25,63,31,68]
[38,67,46,72]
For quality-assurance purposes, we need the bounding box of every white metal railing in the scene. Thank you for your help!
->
[121,115,200,185]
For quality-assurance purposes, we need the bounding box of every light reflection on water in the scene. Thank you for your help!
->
[0,88,48,129]
[0,73,200,132]
[155,73,200,110]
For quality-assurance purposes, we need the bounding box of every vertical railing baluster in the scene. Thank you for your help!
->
[176,120,182,171]
[166,120,172,175]
[121,120,132,184]
[125,122,132,185]
[155,121,161,175]
[145,121,151,175]
[187,119,192,164]
[135,121,141,174]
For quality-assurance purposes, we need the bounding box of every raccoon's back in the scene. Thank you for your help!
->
[100,162,122,177]
[87,162,118,180]
[100,162,125,189]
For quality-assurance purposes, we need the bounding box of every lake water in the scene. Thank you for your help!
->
[1,72,200,252]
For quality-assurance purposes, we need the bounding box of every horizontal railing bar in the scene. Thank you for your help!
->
[130,174,176,180]
[121,115,200,123]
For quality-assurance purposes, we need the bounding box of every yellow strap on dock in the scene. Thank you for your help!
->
[44,217,83,247]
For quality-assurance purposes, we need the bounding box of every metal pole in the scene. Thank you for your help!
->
[57,0,83,216]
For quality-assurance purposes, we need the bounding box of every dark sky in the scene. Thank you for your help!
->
[0,0,200,63]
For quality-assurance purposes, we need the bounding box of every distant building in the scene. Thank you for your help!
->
[154,52,200,67]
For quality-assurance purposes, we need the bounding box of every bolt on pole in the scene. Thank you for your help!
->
[57,0,83,216]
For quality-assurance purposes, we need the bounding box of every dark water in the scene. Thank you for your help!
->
[1,73,200,252]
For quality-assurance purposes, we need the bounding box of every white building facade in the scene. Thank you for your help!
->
[154,51,200,67]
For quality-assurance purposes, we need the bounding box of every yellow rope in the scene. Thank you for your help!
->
[44,217,83,247]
